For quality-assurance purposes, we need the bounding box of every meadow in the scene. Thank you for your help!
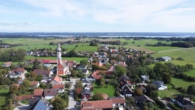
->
[93,83,115,97]
[171,77,195,89]
[185,69,195,77]
[0,89,9,109]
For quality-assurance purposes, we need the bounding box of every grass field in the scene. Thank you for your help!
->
[158,89,181,98]
[171,77,195,89]
[185,69,195,77]
[93,83,115,97]
[0,89,9,109]
[25,56,88,62]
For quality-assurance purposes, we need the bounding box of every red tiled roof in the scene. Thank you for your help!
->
[49,60,57,64]
[52,84,64,89]
[44,89,58,96]
[33,69,51,76]
[53,75,62,84]
[3,61,12,66]
[13,67,25,73]
[16,94,33,101]
[81,100,113,110]
[91,70,102,80]
[30,81,39,86]
[34,89,43,96]
[109,97,125,104]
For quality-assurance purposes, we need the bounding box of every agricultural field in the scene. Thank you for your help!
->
[25,56,88,62]
[171,77,195,89]
[0,89,9,109]
[93,83,115,97]
[185,70,195,77]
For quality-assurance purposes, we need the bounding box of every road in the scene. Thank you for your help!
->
[68,78,79,110]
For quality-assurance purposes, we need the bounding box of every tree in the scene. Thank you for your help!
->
[33,58,40,69]
[30,71,36,78]
[126,97,136,109]
[22,80,30,88]
[162,73,171,84]
[52,97,67,110]
[10,85,18,94]
[80,59,88,66]
[99,78,105,86]
[146,84,157,95]
[114,65,126,76]
[134,88,143,96]
[187,85,195,95]
[149,91,158,100]
[93,92,104,100]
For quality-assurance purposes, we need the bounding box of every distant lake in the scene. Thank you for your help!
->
[0,32,195,38]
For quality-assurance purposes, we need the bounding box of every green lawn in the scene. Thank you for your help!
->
[158,89,181,98]
[25,56,88,62]
[21,100,28,104]
[0,89,9,109]
[185,69,195,77]
[171,77,195,89]
[149,60,195,68]
[143,46,180,52]
[93,83,115,97]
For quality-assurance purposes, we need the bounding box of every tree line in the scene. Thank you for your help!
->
[0,48,26,61]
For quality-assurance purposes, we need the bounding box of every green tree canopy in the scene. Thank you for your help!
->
[134,88,143,96]
[93,92,104,100]
[162,73,171,84]
[114,65,126,76]
[187,85,195,95]
[80,59,88,66]
[149,91,158,100]
[52,97,67,110]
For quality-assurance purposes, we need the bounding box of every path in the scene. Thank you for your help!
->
[68,78,79,110]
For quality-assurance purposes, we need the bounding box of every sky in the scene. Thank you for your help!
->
[0,0,195,32]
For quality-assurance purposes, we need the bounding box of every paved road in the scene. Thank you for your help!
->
[68,78,79,110]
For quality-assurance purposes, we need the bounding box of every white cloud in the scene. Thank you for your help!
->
[0,22,33,27]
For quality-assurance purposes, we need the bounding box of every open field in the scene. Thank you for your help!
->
[25,56,88,62]
[158,89,181,98]
[171,77,195,89]
[0,89,9,109]
[185,69,195,77]
[93,83,115,97]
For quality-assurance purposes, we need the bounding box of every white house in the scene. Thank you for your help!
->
[152,80,167,90]
[52,85,65,93]
[44,89,58,99]
[7,67,27,80]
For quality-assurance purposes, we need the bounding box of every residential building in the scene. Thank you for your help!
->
[156,56,172,61]
[109,97,126,108]
[34,89,43,98]
[81,88,92,100]
[30,81,40,88]
[7,67,27,80]
[81,100,113,110]
[50,75,63,85]
[52,84,65,93]
[33,69,53,77]
[2,61,12,67]
[134,95,155,105]
[152,80,167,90]
[44,89,58,99]
[33,97,49,110]
[141,75,149,83]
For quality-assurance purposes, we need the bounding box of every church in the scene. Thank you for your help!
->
[56,44,71,76]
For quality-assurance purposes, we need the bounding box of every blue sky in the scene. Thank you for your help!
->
[0,0,195,32]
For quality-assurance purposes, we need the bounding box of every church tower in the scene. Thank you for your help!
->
[56,44,65,76]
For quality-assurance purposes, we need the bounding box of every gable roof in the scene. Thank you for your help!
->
[3,61,12,66]
[16,94,33,101]
[134,95,155,103]
[91,70,102,80]
[52,84,64,89]
[81,100,113,110]
[30,81,39,86]
[52,75,62,84]
[33,69,51,76]
[81,89,92,95]
[33,98,49,110]
[44,89,58,96]
[13,67,25,73]
[34,89,43,96]
[109,97,125,104]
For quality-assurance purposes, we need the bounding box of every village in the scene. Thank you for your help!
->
[0,41,194,110]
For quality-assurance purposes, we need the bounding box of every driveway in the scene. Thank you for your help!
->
[68,78,79,110]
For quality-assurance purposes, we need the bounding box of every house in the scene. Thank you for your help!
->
[2,61,12,67]
[82,69,89,75]
[65,60,77,69]
[110,49,119,53]
[81,88,92,100]
[134,95,155,105]
[106,66,115,75]
[34,89,43,98]
[141,75,149,83]
[33,97,49,110]
[118,75,131,89]
[30,81,40,88]
[16,94,33,101]
[101,93,109,100]
[7,67,27,80]
[118,61,127,67]
[82,77,95,86]
[152,80,167,90]
[26,51,34,56]
[81,100,113,110]
[156,56,172,61]
[11,84,20,89]
[109,97,126,108]
[175,96,195,109]
[33,69,53,77]
[78,65,88,70]
[50,75,63,85]
[52,84,65,93]
[44,89,58,99]
[90,70,102,80]
[121,85,133,97]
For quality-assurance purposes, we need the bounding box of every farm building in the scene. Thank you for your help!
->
[156,56,172,61]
